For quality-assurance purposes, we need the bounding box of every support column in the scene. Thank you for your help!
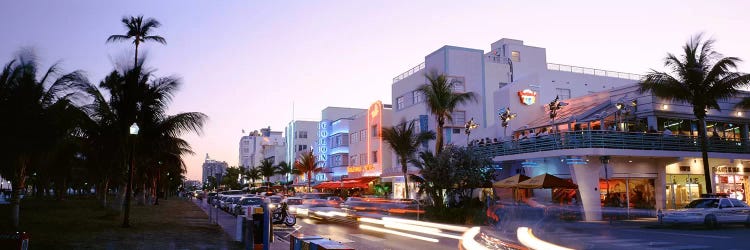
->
[654,159,667,211]
[647,115,657,130]
[569,163,602,221]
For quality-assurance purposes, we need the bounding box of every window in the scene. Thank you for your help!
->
[297,131,308,139]
[719,199,732,208]
[453,128,461,134]
[397,96,405,110]
[360,153,366,164]
[371,125,378,137]
[412,91,423,104]
[350,132,357,144]
[556,88,571,100]
[448,76,465,92]
[451,111,466,125]
[360,129,366,141]
[511,51,521,62]
[350,155,357,166]
[372,151,378,163]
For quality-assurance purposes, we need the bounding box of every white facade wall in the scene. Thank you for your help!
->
[347,101,393,178]
[285,120,319,166]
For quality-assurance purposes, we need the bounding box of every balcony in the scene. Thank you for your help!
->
[472,131,749,158]
[547,63,643,81]
[393,62,425,83]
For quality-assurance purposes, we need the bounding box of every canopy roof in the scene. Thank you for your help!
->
[314,176,378,189]
[493,174,530,188]
[517,173,578,189]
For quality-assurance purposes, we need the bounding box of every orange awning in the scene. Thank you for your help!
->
[314,176,378,189]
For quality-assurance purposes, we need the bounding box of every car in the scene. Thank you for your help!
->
[661,198,750,228]
[206,192,218,204]
[325,196,343,207]
[265,195,283,210]
[234,197,264,216]
[282,197,304,214]
[223,196,243,212]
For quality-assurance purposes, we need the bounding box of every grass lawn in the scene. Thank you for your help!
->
[0,197,241,249]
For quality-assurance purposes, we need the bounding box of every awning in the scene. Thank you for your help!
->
[517,173,578,189]
[493,174,530,188]
[314,176,379,189]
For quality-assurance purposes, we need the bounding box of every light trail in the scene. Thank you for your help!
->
[516,227,573,250]
[382,216,470,232]
[460,227,489,250]
[359,224,440,243]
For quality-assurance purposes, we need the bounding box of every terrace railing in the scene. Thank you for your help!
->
[393,62,426,83]
[472,131,749,158]
[547,63,644,81]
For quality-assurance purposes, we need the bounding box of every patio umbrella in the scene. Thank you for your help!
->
[493,174,530,188]
[517,173,578,189]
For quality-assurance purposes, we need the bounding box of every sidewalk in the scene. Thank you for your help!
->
[192,199,289,250]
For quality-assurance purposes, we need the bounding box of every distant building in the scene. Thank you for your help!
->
[285,120,319,173]
[201,154,228,186]
[239,127,287,184]
[184,180,202,190]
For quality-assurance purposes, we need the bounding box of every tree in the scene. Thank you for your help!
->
[245,167,261,187]
[417,70,477,154]
[258,158,278,188]
[381,119,435,199]
[0,50,89,229]
[639,34,750,194]
[275,161,296,183]
[294,150,321,193]
[106,15,166,69]
[220,167,243,190]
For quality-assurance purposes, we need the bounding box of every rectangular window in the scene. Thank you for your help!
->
[360,129,366,141]
[556,88,571,100]
[453,128,461,134]
[372,151,378,163]
[397,96,405,110]
[350,155,357,166]
[511,51,521,62]
[298,131,308,139]
[447,76,465,92]
[371,125,378,137]
[412,91,423,104]
[360,153,367,164]
[452,111,466,125]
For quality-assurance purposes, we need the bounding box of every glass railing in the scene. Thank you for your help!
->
[472,131,749,158]
[547,63,644,80]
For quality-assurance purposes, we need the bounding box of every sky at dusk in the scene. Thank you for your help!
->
[2,1,749,181]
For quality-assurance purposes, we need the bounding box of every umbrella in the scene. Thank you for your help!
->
[517,173,578,189]
[493,174,530,188]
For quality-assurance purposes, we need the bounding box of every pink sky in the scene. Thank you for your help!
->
[1,1,749,181]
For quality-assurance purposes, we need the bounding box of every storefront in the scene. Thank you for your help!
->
[599,178,656,209]
[665,174,706,209]
[713,165,748,202]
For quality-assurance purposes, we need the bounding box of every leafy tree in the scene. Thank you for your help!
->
[294,150,322,193]
[0,50,89,229]
[220,166,243,190]
[245,167,261,187]
[417,70,477,154]
[639,34,750,193]
[107,15,166,69]
[381,119,434,199]
[410,146,492,209]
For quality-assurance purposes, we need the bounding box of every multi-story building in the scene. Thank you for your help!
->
[314,107,366,182]
[285,120,319,166]
[391,37,750,221]
[239,127,286,169]
[201,154,228,186]
[183,180,202,190]
[346,101,398,194]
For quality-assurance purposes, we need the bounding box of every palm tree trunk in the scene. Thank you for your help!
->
[436,119,444,154]
[134,39,139,70]
[698,118,713,194]
[307,171,312,193]
[401,158,409,199]
[10,157,28,230]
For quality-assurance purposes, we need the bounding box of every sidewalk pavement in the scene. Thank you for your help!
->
[192,199,289,250]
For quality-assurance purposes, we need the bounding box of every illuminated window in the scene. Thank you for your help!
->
[511,51,520,62]
[397,96,405,110]
[372,151,378,163]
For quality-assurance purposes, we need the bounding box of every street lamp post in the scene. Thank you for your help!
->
[615,102,624,131]
[600,156,611,202]
[123,122,139,228]
[464,117,479,146]
[548,96,567,132]
[498,107,517,137]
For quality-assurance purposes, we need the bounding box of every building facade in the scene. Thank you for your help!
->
[314,107,366,182]
[202,154,228,186]
[347,101,394,179]
[285,120,320,167]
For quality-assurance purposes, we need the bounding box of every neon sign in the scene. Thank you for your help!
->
[518,89,537,105]
[318,121,330,166]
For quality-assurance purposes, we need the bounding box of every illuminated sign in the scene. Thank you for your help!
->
[318,121,330,166]
[348,165,375,173]
[518,89,537,105]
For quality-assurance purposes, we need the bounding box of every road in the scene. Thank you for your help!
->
[192,199,461,250]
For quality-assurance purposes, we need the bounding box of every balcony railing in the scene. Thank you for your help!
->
[547,63,644,81]
[472,131,749,158]
[393,62,426,83]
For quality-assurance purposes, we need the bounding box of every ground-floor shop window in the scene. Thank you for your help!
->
[666,174,706,209]
[600,178,656,209]
[715,175,746,201]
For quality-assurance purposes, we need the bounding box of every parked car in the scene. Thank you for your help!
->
[234,197,264,216]
[206,192,218,204]
[661,198,750,228]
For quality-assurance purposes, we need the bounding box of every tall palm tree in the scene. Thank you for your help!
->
[639,34,750,194]
[0,51,89,229]
[106,15,167,69]
[246,167,262,187]
[275,161,296,194]
[258,158,278,188]
[418,70,477,154]
[381,119,435,199]
[294,150,321,193]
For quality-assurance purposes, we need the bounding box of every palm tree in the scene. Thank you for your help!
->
[246,167,262,187]
[0,51,89,229]
[294,150,322,193]
[258,158,278,188]
[275,161,296,194]
[418,70,477,154]
[106,15,167,69]
[381,119,435,199]
[639,34,750,194]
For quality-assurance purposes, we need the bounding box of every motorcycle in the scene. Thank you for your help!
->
[272,202,296,226]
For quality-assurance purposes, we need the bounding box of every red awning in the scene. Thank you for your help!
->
[313,177,378,189]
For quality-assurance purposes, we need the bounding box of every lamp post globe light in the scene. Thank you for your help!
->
[464,117,479,146]
[123,122,139,228]
[498,107,517,137]
[548,96,567,132]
